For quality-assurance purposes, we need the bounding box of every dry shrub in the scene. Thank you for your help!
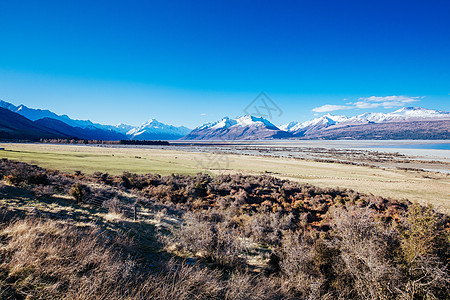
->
[0,216,279,300]
[0,218,136,299]
[1,159,448,299]
[245,210,295,246]
[1,160,48,187]
[138,260,224,300]
[331,207,401,300]
[277,231,331,299]
[102,197,123,215]
[141,264,290,300]
[168,212,248,268]
[47,173,75,194]
[224,272,285,300]
[31,184,54,198]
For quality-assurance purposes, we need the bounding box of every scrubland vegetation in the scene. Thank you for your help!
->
[1,143,449,210]
[0,158,448,299]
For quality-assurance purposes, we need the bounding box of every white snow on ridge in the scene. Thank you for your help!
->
[281,114,348,133]
[196,115,279,131]
[235,116,278,128]
[281,107,450,133]
[127,118,191,138]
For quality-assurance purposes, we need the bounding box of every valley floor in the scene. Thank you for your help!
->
[1,142,449,211]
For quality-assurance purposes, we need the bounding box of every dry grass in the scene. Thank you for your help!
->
[0,218,137,299]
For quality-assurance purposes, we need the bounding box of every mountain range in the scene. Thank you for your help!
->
[0,99,449,141]
[280,107,450,137]
[0,100,190,141]
[0,107,66,140]
[183,107,450,140]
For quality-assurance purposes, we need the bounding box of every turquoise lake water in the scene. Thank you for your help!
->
[375,143,450,150]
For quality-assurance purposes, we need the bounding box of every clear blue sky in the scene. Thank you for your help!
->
[0,0,449,128]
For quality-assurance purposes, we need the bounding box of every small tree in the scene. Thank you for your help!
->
[399,204,450,299]
[70,183,86,203]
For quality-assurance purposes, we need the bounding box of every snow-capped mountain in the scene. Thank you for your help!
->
[200,116,279,131]
[0,100,190,141]
[281,107,450,137]
[127,119,191,140]
[337,107,450,127]
[281,114,348,135]
[391,107,450,118]
[106,123,135,134]
[182,115,292,140]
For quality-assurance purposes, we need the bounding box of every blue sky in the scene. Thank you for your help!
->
[0,0,449,128]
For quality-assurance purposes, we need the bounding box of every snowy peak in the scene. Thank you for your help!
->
[281,114,348,134]
[109,123,134,134]
[390,107,449,117]
[198,116,278,130]
[302,114,348,127]
[127,119,191,140]
[208,117,237,130]
[235,115,279,129]
[142,118,162,126]
[345,107,450,124]
[182,115,289,140]
[279,121,299,132]
[198,115,278,131]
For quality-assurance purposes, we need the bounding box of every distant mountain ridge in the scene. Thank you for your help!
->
[279,107,450,138]
[0,100,191,140]
[0,100,99,129]
[186,107,450,140]
[0,99,449,141]
[0,108,66,140]
[34,118,128,141]
[304,120,450,140]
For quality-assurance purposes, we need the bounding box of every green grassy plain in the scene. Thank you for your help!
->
[1,143,449,210]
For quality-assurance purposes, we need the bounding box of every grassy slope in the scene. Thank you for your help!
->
[1,143,449,210]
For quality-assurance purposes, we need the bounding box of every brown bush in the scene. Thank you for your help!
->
[102,197,124,215]
[139,260,224,300]
[276,231,331,298]
[244,210,296,246]
[167,212,248,268]
[31,184,54,198]
[331,207,402,299]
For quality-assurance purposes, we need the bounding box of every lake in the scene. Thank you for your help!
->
[374,143,450,150]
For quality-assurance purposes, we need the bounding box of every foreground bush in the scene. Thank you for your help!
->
[0,218,137,299]
[168,212,249,268]
[0,216,290,300]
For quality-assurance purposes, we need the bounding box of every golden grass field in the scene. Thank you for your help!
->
[1,143,449,211]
